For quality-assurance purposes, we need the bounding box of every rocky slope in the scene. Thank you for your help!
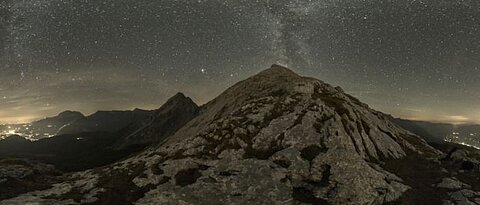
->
[113,92,200,150]
[1,65,479,205]
[0,158,62,200]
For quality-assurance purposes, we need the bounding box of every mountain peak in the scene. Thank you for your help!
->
[133,108,149,112]
[57,110,84,118]
[270,63,294,71]
[130,64,440,204]
[255,64,299,78]
[163,92,196,108]
[169,92,188,102]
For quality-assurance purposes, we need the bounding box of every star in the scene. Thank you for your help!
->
[0,0,478,124]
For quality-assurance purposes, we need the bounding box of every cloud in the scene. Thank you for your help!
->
[443,115,472,124]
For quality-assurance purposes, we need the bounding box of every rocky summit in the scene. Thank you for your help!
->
[1,65,479,205]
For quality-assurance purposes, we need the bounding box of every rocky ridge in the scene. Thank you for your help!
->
[1,65,476,205]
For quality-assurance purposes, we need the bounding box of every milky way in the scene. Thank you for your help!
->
[0,0,479,124]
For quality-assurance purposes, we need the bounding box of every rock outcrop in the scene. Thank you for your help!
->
[1,65,472,205]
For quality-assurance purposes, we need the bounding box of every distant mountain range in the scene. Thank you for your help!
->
[56,108,152,135]
[389,117,454,143]
[0,111,86,140]
[390,117,480,148]
[0,108,152,141]
[0,92,200,171]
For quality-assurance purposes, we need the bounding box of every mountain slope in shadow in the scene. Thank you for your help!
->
[57,109,152,135]
[113,92,200,150]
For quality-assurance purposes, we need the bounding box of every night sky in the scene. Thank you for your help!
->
[0,0,479,124]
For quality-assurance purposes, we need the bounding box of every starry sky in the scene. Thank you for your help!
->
[0,0,479,124]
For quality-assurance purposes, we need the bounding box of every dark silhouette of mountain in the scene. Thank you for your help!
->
[390,117,480,149]
[389,117,454,143]
[34,110,85,128]
[56,109,152,135]
[1,65,480,205]
[113,92,200,150]
[14,111,86,139]
[1,109,152,140]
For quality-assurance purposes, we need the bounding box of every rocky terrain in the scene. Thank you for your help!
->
[0,158,62,200]
[1,65,480,205]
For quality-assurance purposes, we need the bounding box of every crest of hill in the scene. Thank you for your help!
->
[168,64,372,145]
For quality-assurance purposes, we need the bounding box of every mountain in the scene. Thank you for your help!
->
[2,65,480,205]
[30,111,85,136]
[56,109,152,135]
[0,93,199,172]
[1,111,86,140]
[32,110,85,133]
[389,117,454,143]
[1,109,152,141]
[113,92,200,150]
[390,117,480,149]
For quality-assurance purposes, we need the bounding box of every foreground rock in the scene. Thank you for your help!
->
[2,65,479,205]
[0,159,62,200]
[435,177,471,189]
